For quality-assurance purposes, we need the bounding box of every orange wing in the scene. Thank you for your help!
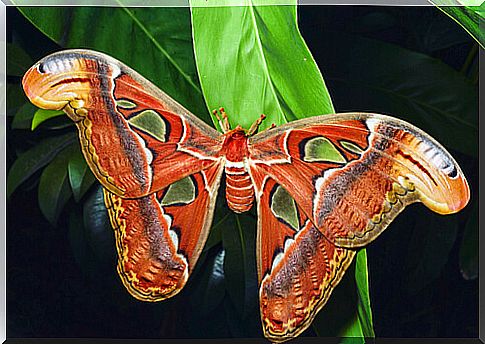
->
[248,113,469,341]
[249,113,469,248]
[23,49,223,198]
[104,163,224,301]
[252,176,355,342]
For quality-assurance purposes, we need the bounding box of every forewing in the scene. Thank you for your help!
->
[23,49,222,198]
[104,162,224,301]
[249,113,469,248]
[253,177,355,342]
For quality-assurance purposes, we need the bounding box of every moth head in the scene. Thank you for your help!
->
[222,126,247,139]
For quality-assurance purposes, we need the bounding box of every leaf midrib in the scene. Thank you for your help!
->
[247,1,285,125]
[118,2,202,94]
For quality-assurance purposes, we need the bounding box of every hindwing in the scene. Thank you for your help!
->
[252,177,355,341]
[104,163,224,301]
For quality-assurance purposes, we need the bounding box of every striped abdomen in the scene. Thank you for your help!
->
[225,161,254,213]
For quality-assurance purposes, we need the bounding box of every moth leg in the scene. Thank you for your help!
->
[247,113,267,136]
[259,122,276,135]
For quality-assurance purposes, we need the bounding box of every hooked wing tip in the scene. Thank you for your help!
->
[441,175,470,214]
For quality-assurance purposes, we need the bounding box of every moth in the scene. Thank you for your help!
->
[22,50,470,342]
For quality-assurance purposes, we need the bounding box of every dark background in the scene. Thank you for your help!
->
[6,5,479,340]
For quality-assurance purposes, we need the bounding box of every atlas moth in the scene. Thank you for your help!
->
[22,50,469,342]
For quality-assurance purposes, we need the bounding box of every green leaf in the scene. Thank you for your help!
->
[31,109,65,130]
[18,6,209,122]
[191,0,334,130]
[336,251,374,341]
[221,214,247,316]
[341,335,365,344]
[68,189,115,276]
[83,186,116,265]
[459,201,478,280]
[38,143,77,224]
[33,114,75,131]
[7,132,76,198]
[311,261,361,338]
[219,212,258,321]
[6,83,29,117]
[386,7,472,53]
[7,42,33,77]
[317,31,477,156]
[429,1,484,49]
[12,102,37,129]
[238,213,259,318]
[354,250,375,337]
[204,211,230,252]
[68,148,96,202]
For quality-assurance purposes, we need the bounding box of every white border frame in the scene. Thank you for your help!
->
[0,1,480,343]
